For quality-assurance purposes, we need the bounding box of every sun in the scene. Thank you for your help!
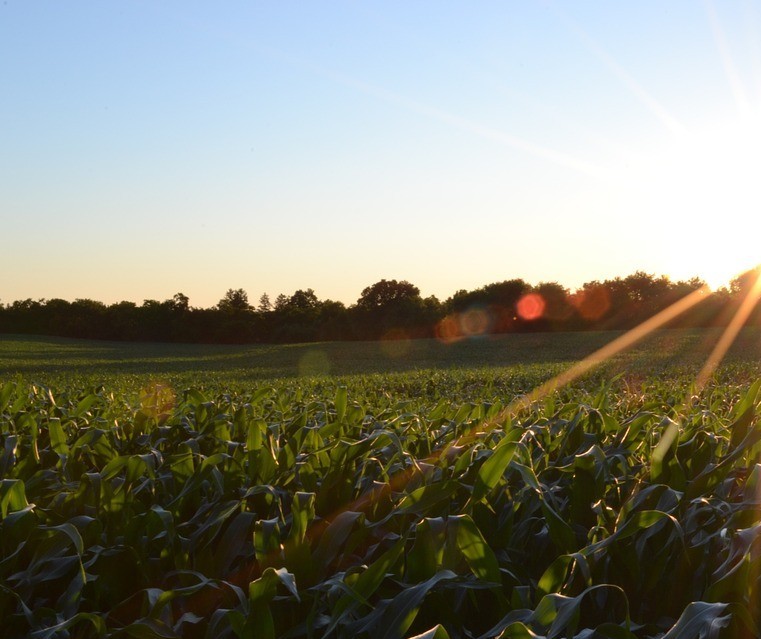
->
[620,114,761,290]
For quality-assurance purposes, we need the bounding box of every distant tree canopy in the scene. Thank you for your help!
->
[217,288,251,314]
[357,279,421,310]
[1,268,759,344]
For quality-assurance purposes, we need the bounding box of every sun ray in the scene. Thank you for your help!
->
[292,62,612,179]
[653,267,761,476]
[286,284,713,553]
[349,2,635,168]
[696,267,761,389]
[168,2,761,585]
[145,3,610,179]
[544,0,686,135]
[512,285,711,410]
[231,276,748,584]
[704,0,753,118]
[741,0,761,105]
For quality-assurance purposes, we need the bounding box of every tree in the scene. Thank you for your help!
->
[533,281,573,322]
[287,288,319,310]
[267,289,321,342]
[622,271,670,304]
[729,266,761,327]
[218,288,251,313]
[353,279,430,339]
[171,292,190,312]
[730,267,761,297]
[258,293,272,313]
[444,279,529,333]
[356,279,420,310]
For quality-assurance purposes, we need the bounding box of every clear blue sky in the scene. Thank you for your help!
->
[2,1,759,308]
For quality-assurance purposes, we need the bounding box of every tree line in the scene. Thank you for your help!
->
[1,269,759,344]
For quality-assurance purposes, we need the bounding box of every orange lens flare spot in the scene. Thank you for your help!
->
[436,315,463,344]
[460,307,491,336]
[572,286,611,320]
[139,381,175,419]
[436,307,493,343]
[517,293,545,321]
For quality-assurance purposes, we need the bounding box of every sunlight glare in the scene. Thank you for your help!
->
[696,266,761,388]
[626,116,761,290]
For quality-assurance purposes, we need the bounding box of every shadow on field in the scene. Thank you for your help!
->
[1,328,759,381]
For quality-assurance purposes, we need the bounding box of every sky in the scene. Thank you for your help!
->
[2,1,760,308]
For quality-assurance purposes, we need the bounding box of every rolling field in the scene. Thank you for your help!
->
[1,329,761,638]
[2,327,760,386]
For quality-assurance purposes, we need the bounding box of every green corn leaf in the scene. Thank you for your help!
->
[29,612,107,639]
[361,570,457,639]
[0,479,29,518]
[452,514,500,583]
[409,625,451,639]
[0,381,16,413]
[398,480,459,516]
[242,567,300,639]
[254,517,282,569]
[328,539,405,633]
[471,428,521,503]
[312,510,364,575]
[661,602,731,639]
[335,386,348,422]
[48,418,69,456]
[495,623,545,639]
[72,393,99,418]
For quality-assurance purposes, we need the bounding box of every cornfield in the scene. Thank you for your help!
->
[1,367,760,638]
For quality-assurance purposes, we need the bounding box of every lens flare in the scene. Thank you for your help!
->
[139,381,175,419]
[436,307,493,343]
[298,350,331,376]
[460,307,492,337]
[230,284,718,593]
[435,315,463,344]
[517,293,545,321]
[571,286,611,320]
[381,329,412,358]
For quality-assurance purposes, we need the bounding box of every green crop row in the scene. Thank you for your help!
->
[0,372,760,638]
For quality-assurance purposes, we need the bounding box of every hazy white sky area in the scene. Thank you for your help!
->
[2,1,760,307]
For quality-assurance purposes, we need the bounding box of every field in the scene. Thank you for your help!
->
[2,329,761,638]
[3,328,761,384]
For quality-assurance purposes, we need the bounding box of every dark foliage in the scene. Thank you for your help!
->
[1,269,759,344]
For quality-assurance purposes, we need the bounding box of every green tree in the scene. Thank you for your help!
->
[171,292,190,312]
[258,293,272,313]
[218,288,251,313]
[356,279,420,310]
[287,288,319,310]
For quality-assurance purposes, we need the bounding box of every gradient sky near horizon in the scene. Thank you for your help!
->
[2,1,760,308]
